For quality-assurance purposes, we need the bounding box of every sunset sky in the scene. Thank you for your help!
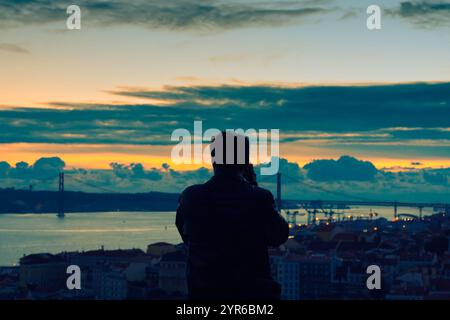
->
[1,0,450,173]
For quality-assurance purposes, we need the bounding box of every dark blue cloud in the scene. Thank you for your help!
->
[0,161,10,178]
[0,0,327,30]
[393,1,450,27]
[1,157,65,180]
[304,156,378,182]
[98,83,450,135]
[1,83,449,153]
[110,162,162,181]
[423,171,448,185]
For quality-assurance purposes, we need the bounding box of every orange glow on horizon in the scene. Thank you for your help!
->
[1,143,450,172]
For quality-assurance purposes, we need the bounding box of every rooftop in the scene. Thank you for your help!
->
[20,253,65,265]
[81,248,145,258]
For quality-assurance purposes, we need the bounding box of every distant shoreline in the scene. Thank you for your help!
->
[0,188,180,214]
[0,210,176,214]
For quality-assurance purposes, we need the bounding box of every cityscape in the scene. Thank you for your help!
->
[1,0,450,304]
[1,208,449,300]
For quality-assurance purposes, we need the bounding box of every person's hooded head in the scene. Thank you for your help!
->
[210,131,250,175]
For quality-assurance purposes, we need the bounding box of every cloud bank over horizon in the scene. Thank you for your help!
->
[0,155,448,203]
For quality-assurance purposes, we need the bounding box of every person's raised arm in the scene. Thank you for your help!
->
[262,191,289,246]
[176,192,189,244]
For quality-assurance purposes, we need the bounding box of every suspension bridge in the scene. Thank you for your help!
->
[24,171,450,224]
[259,172,450,225]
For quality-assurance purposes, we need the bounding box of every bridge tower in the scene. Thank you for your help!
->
[394,201,398,220]
[57,172,65,218]
[276,172,282,212]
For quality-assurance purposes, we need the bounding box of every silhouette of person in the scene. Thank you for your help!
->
[176,131,289,300]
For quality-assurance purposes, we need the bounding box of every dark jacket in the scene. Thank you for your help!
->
[176,172,289,300]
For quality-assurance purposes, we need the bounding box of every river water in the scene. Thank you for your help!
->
[0,212,180,266]
[0,206,433,266]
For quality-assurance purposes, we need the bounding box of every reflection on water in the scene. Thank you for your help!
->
[0,212,180,266]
